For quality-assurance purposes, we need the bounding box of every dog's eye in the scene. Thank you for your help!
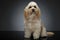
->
[34,6,36,8]
[29,6,31,9]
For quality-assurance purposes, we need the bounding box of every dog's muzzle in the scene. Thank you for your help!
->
[32,9,35,12]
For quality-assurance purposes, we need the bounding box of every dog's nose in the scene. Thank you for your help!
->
[32,9,35,12]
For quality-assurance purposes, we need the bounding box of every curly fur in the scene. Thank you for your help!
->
[24,1,54,39]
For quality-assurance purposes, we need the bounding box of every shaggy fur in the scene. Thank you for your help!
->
[24,1,54,39]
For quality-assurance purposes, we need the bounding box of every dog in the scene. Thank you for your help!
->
[24,1,54,39]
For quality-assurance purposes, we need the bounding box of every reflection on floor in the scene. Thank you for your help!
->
[24,35,55,40]
[24,38,51,40]
[0,31,60,40]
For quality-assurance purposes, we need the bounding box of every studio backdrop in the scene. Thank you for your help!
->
[0,0,60,31]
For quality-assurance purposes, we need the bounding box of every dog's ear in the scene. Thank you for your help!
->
[24,8,28,19]
[36,9,41,19]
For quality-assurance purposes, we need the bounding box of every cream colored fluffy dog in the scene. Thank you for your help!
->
[24,1,54,39]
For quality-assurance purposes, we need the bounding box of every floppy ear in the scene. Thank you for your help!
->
[24,8,29,19]
[36,9,41,19]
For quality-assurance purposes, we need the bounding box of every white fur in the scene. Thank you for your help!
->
[24,1,47,39]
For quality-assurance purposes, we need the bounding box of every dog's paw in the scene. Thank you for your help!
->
[33,33,40,39]
[24,35,30,38]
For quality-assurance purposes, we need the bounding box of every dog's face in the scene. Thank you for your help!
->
[27,2,39,14]
[24,1,41,19]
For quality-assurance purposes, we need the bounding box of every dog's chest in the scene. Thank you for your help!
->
[28,14,37,22]
[27,19,41,31]
[26,14,41,31]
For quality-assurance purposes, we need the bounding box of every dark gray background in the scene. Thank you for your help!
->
[0,0,60,31]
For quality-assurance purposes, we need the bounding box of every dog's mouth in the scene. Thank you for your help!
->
[30,9,36,15]
[32,9,36,13]
[30,12,36,16]
[32,9,35,12]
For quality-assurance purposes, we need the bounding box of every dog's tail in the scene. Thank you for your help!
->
[47,32,54,37]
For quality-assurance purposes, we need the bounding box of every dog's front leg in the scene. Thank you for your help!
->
[33,26,41,39]
[41,26,47,37]
[24,23,32,38]
[24,28,32,38]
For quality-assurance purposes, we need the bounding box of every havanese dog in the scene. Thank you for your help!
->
[24,1,54,39]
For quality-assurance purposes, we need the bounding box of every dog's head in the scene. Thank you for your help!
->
[24,1,41,19]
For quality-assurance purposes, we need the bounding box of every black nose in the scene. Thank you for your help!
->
[32,9,35,12]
